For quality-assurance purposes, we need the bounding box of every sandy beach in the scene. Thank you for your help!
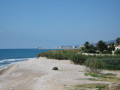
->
[0,57,120,90]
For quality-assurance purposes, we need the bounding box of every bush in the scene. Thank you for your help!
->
[84,49,96,53]
[84,72,99,77]
[101,58,120,70]
[102,50,112,54]
[115,49,120,54]
[37,49,86,64]
[37,49,120,68]
[85,58,105,73]
[85,58,120,70]
[37,49,82,60]
[71,54,86,64]
[52,67,58,70]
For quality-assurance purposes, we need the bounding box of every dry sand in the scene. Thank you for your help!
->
[0,57,119,90]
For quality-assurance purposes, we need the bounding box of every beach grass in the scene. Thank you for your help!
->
[72,84,108,90]
[84,72,120,83]
[38,49,120,70]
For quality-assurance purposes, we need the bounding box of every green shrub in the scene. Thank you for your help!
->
[115,49,120,54]
[102,50,112,54]
[37,49,86,64]
[101,58,120,70]
[85,58,105,73]
[37,49,80,59]
[71,54,86,64]
[84,72,99,77]
[85,58,120,70]
[73,84,108,90]
[37,49,120,69]
[84,49,96,53]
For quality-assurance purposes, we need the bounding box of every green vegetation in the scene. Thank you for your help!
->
[83,41,96,53]
[115,49,120,54]
[97,40,107,52]
[37,37,120,90]
[38,49,120,70]
[85,58,105,73]
[85,58,120,70]
[72,84,108,90]
[70,54,86,64]
[84,72,116,78]
[37,49,82,60]
[84,72,120,83]
[37,37,120,71]
[101,58,120,70]
[107,43,115,51]
[38,49,87,64]
[116,37,120,45]
[84,41,90,49]
[84,72,99,77]
[82,37,120,54]
[87,78,97,81]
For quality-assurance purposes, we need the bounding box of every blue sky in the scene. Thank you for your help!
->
[0,0,120,48]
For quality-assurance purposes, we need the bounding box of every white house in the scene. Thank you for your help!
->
[115,45,120,50]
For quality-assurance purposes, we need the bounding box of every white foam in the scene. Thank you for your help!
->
[0,57,36,69]
[0,58,35,62]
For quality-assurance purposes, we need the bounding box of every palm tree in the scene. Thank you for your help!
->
[84,41,90,49]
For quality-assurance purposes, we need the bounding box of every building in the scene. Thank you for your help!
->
[115,45,120,50]
[56,45,83,49]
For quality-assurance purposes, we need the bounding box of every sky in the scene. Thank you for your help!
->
[0,0,120,49]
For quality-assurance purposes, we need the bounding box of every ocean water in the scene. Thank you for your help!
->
[0,49,54,69]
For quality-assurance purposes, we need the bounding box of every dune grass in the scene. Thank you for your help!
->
[72,84,108,90]
[37,49,120,70]
[84,72,120,83]
[72,73,120,90]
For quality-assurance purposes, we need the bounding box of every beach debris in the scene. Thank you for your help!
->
[52,67,58,70]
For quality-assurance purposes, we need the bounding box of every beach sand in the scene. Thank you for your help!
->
[0,57,119,90]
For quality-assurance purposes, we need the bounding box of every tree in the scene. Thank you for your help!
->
[116,37,120,45]
[97,40,107,51]
[89,44,95,49]
[108,43,115,51]
[84,41,90,49]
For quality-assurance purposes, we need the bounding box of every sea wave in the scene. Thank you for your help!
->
[0,58,36,69]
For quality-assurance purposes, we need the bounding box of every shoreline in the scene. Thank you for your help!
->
[0,57,36,70]
[0,57,120,90]
[0,65,13,75]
